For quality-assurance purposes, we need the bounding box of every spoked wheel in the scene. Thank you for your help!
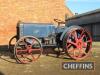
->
[9,35,17,53]
[14,36,42,64]
[63,26,92,60]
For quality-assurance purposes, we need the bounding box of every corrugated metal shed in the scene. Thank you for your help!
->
[66,9,100,41]
[66,9,100,26]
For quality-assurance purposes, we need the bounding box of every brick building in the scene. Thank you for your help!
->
[0,0,73,45]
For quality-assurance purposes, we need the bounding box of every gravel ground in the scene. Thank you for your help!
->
[0,44,99,75]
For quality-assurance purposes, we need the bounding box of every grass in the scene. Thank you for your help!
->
[92,42,100,46]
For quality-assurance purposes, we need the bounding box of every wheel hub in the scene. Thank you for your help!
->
[76,39,83,49]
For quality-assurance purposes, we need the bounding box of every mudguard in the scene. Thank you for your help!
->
[60,25,82,41]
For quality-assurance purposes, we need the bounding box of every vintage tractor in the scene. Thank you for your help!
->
[9,20,92,64]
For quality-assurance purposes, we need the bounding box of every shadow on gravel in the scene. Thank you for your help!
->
[0,56,16,64]
[0,45,73,63]
[0,45,16,64]
[0,71,4,75]
[46,54,73,60]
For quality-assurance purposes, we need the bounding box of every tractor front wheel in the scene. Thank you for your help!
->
[14,36,42,64]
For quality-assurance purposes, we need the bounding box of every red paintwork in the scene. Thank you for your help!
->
[66,28,92,60]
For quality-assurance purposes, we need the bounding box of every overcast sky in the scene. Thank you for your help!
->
[65,0,100,14]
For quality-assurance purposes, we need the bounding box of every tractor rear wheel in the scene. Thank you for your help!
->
[63,26,92,60]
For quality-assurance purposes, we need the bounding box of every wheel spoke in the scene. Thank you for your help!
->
[80,30,84,38]
[68,49,74,52]
[80,34,85,40]
[68,48,76,57]
[66,44,71,48]
[78,49,87,58]
[16,49,27,53]
[72,31,78,42]
[28,48,42,54]
[87,39,92,43]
[32,39,35,44]
[70,49,81,58]
[70,50,76,57]
[67,41,77,47]
[73,50,76,57]
[31,55,35,61]
[31,48,42,51]
[82,39,92,48]
[21,54,33,62]
[30,53,38,61]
